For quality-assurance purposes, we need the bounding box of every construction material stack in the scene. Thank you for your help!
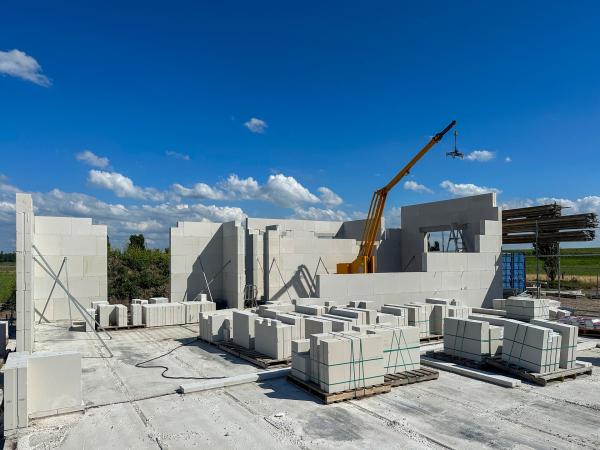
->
[505,297,550,321]
[443,318,490,362]
[502,320,561,373]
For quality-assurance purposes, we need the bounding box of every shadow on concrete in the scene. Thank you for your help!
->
[174,338,255,367]
[258,377,322,404]
[577,356,600,366]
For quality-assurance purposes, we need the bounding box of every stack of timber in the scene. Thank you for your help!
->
[502,204,597,244]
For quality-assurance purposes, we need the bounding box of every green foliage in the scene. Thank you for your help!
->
[0,265,16,304]
[534,242,559,282]
[128,234,145,250]
[0,251,16,263]
[108,235,169,301]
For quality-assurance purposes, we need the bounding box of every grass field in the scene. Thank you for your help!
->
[507,248,600,289]
[0,263,16,304]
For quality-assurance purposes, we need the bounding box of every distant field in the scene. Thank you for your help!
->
[508,248,600,289]
[0,263,16,304]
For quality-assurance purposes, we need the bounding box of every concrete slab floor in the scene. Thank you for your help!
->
[5,324,600,449]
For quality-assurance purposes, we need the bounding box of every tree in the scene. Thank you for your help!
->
[128,234,145,250]
[534,241,559,284]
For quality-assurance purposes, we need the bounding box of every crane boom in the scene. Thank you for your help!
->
[336,120,456,274]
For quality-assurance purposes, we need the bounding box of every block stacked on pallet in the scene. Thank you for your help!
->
[130,304,142,326]
[392,304,430,338]
[141,303,187,327]
[489,325,503,357]
[379,305,409,327]
[291,339,311,381]
[505,297,550,321]
[149,297,169,304]
[492,298,506,310]
[313,333,385,394]
[328,307,374,325]
[305,317,334,337]
[294,304,326,316]
[199,310,235,342]
[376,312,408,327]
[254,318,293,359]
[348,300,377,309]
[131,299,148,305]
[531,319,578,369]
[502,320,561,373]
[444,318,490,362]
[320,314,355,331]
[232,310,258,349]
[275,313,306,339]
[363,325,420,374]
[111,305,128,327]
[98,304,113,328]
[182,301,216,324]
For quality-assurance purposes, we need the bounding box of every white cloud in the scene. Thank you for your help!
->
[440,180,501,197]
[88,170,164,201]
[244,117,267,134]
[263,174,319,207]
[75,150,110,168]
[219,174,261,199]
[536,196,600,214]
[0,49,51,86]
[505,156,512,163]
[317,187,343,207]
[403,180,433,194]
[385,206,402,228]
[292,207,349,221]
[166,150,190,161]
[466,150,495,162]
[172,182,226,200]
[174,173,321,208]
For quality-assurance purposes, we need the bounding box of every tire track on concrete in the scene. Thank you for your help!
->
[408,384,597,449]
[346,401,455,449]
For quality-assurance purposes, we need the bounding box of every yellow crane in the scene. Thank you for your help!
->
[336,120,457,274]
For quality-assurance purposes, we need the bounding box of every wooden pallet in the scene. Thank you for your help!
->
[216,341,291,369]
[420,334,443,343]
[425,350,487,370]
[485,356,593,386]
[579,328,600,337]
[94,324,146,331]
[384,367,439,387]
[287,374,391,404]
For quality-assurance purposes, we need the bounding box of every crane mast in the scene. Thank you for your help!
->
[336,120,456,274]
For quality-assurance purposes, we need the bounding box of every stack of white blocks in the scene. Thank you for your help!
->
[489,325,503,357]
[199,309,235,342]
[182,300,216,324]
[376,312,408,327]
[130,303,142,326]
[111,304,127,327]
[505,297,550,321]
[357,325,420,374]
[531,319,578,369]
[254,318,293,359]
[444,318,490,362]
[309,332,385,394]
[142,303,186,327]
[502,320,561,373]
[232,310,258,349]
[131,299,148,305]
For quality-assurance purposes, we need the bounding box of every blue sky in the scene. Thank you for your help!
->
[1,1,599,249]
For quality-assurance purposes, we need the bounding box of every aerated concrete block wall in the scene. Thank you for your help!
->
[317,194,502,308]
[33,216,107,322]
[169,221,223,303]
[259,223,360,302]
[16,194,35,352]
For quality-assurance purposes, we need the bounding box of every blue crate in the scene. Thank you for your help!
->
[502,253,526,293]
